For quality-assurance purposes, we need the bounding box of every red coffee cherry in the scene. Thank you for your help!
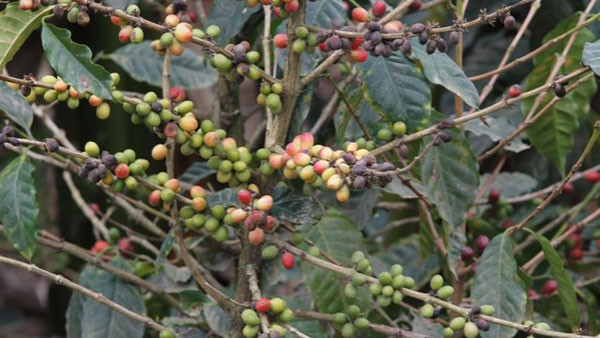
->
[114,163,130,179]
[255,297,270,313]
[350,48,368,63]
[584,171,600,184]
[475,235,489,253]
[562,181,575,194]
[274,33,288,49]
[372,1,387,17]
[508,84,522,98]
[488,189,500,204]
[568,247,582,261]
[542,280,558,296]
[281,252,295,269]
[461,246,474,261]
[351,8,368,22]
[238,189,253,205]
[91,240,109,254]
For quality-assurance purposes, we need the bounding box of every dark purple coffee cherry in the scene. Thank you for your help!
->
[151,101,163,113]
[102,154,117,169]
[398,144,409,158]
[20,85,31,97]
[370,31,382,44]
[436,38,447,53]
[419,31,429,45]
[553,83,566,97]
[461,246,474,261]
[410,23,426,34]
[352,176,367,189]
[503,15,515,29]
[449,31,460,45]
[351,163,368,176]
[316,31,329,43]
[439,131,452,143]
[44,138,60,152]
[426,40,437,54]
[439,119,455,129]
[401,39,412,55]
[366,21,381,32]
[53,5,64,17]
[476,319,490,332]
[2,125,15,137]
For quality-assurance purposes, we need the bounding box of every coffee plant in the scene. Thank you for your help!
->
[1,0,600,336]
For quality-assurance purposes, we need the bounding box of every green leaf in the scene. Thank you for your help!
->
[0,81,35,136]
[65,291,85,337]
[301,209,369,313]
[79,260,145,338]
[411,315,445,336]
[421,129,479,228]
[289,85,313,136]
[523,13,596,175]
[0,155,38,260]
[472,233,527,338]
[478,172,537,198]
[464,115,530,153]
[381,176,428,200]
[41,22,113,99]
[206,0,260,45]
[527,230,581,330]
[582,39,600,75]
[0,3,53,69]
[305,0,345,27]
[178,162,216,185]
[446,231,467,279]
[411,38,479,108]
[334,88,385,144]
[359,51,431,131]
[154,230,175,269]
[103,41,218,90]
[206,188,239,208]
[270,186,322,224]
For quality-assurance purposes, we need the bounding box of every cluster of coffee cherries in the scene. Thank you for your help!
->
[177,186,233,242]
[210,41,262,83]
[483,189,514,220]
[410,23,449,55]
[0,125,20,148]
[90,226,135,256]
[245,0,318,18]
[240,297,292,337]
[266,132,395,203]
[273,26,319,54]
[109,5,145,44]
[151,16,219,57]
[331,305,370,337]
[460,234,489,264]
[256,82,284,114]
[203,135,255,185]
[230,188,277,245]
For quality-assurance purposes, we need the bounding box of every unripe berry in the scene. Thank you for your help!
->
[206,25,221,38]
[261,245,279,260]
[393,121,407,136]
[480,304,495,315]
[464,322,479,338]
[437,285,454,299]
[179,114,198,132]
[175,23,193,43]
[84,141,100,157]
[420,304,434,318]
[281,251,295,269]
[241,309,260,326]
[96,103,111,120]
[131,27,144,44]
[429,274,443,291]
[269,297,286,313]
[256,195,273,211]
[165,14,180,27]
[159,330,174,338]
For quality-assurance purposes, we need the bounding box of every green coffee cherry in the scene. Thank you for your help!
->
[442,327,454,338]
[481,304,495,316]
[369,282,382,296]
[351,273,366,286]
[429,274,444,291]
[464,322,479,338]
[241,309,260,326]
[378,271,392,285]
[377,295,391,307]
[449,317,466,330]
[437,285,454,299]
[206,25,221,38]
[403,276,415,288]
[390,264,403,276]
[392,290,403,304]
[159,330,175,338]
[333,312,347,325]
[242,325,258,338]
[354,317,369,330]
[346,305,360,319]
[420,304,434,318]
[344,283,357,298]
[392,275,404,289]
[341,323,355,338]
[351,251,365,263]
[278,308,294,322]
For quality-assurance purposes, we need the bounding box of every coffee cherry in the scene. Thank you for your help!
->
[344,283,357,298]
[409,0,421,10]
[206,25,221,38]
[341,323,355,337]
[274,33,288,49]
[488,189,500,204]
[475,235,489,252]
[84,141,100,157]
[449,30,460,45]
[281,252,295,269]
[508,84,522,98]
[254,298,270,313]
[269,297,286,313]
[528,289,538,299]
[292,39,306,53]
[126,4,140,15]
[392,121,407,136]
[372,1,387,16]
[562,181,575,194]
[429,274,443,291]
[242,325,258,338]
[481,304,495,315]
[377,128,392,141]
[151,144,167,161]
[44,138,60,153]
[442,328,453,338]
[248,228,265,245]
[96,103,111,120]
[437,285,454,299]
[114,163,130,179]
[553,83,566,97]
[91,240,109,254]
[256,195,273,211]
[464,322,479,338]
[350,48,368,63]
[542,280,557,296]
[534,322,551,330]
[461,246,474,261]
[504,15,516,29]
[584,171,600,183]
[158,330,174,338]
[420,304,434,318]
[450,317,466,330]
[241,309,260,326]
[352,7,368,22]
[118,238,134,255]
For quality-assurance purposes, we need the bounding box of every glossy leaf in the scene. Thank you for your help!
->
[301,209,369,313]
[65,290,85,337]
[447,231,467,279]
[0,155,38,260]
[359,51,431,131]
[464,115,530,153]
[104,41,218,90]
[41,23,113,99]
[73,260,145,338]
[523,13,596,175]
[582,39,600,75]
[0,81,35,136]
[305,0,345,26]
[178,162,216,185]
[206,0,259,45]
[528,230,581,330]
[421,130,479,228]
[270,186,322,224]
[206,188,239,208]
[411,315,445,336]
[154,230,175,269]
[478,172,537,198]
[411,39,480,108]
[472,233,527,338]
[0,3,53,69]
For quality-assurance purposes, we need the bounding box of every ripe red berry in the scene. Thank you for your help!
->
[169,87,186,102]
[164,122,179,139]
[91,240,109,254]
[475,235,489,253]
[508,84,522,98]
[562,181,575,194]
[461,246,474,261]
[350,48,368,63]
[284,0,299,12]
[114,163,130,179]
[88,203,101,214]
[281,252,295,269]
[568,247,583,261]
[408,0,421,10]
[118,238,134,254]
[274,33,288,49]
[542,280,558,296]
[527,289,538,299]
[372,1,387,17]
[350,37,364,50]
[238,189,253,205]
[248,228,265,245]
[255,298,270,313]
[149,190,161,205]
[584,171,600,184]
[265,215,277,232]
[352,7,369,22]
[501,219,513,228]
[110,15,123,26]
[318,42,329,52]
[488,189,500,204]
